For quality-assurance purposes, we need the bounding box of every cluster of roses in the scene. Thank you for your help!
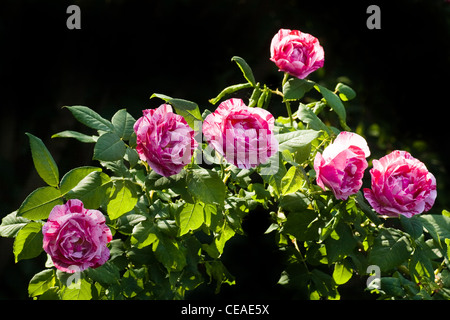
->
[41,28,437,276]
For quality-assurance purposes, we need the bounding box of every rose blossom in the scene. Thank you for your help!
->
[134,104,197,177]
[202,98,278,169]
[42,199,112,273]
[270,28,325,79]
[363,150,437,217]
[314,131,370,200]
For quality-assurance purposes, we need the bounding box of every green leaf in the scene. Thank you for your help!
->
[99,159,130,177]
[333,262,353,285]
[205,260,236,294]
[107,180,138,220]
[280,192,310,212]
[446,239,450,262]
[277,264,310,297]
[409,247,434,283]
[297,103,331,133]
[313,84,350,130]
[156,219,178,238]
[25,133,59,187]
[283,210,320,241]
[187,168,226,205]
[203,203,220,230]
[400,215,423,239]
[282,78,315,101]
[64,105,114,132]
[177,202,205,236]
[335,83,356,101]
[276,129,321,153]
[261,154,286,197]
[61,278,92,300]
[146,170,184,190]
[28,269,56,298]
[324,222,357,262]
[51,130,97,143]
[125,148,139,168]
[293,143,312,165]
[214,221,236,256]
[122,267,146,298]
[0,211,30,238]
[415,214,450,242]
[149,92,172,101]
[379,277,405,297]
[13,222,44,263]
[368,228,413,272]
[170,99,203,130]
[85,261,120,287]
[319,215,340,243]
[131,220,158,249]
[111,109,136,141]
[209,83,253,105]
[146,170,192,202]
[17,186,63,220]
[150,93,202,130]
[60,166,102,195]
[65,171,112,209]
[310,269,339,299]
[355,191,381,225]
[153,234,187,272]
[231,56,256,86]
[281,166,303,195]
[93,132,127,162]
[321,219,358,263]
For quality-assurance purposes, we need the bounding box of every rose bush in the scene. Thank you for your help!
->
[1,27,449,301]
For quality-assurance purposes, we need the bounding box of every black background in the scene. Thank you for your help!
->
[0,0,449,300]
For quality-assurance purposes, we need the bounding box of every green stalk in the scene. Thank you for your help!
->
[281,72,294,127]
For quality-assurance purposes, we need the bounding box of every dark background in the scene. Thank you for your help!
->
[0,0,449,299]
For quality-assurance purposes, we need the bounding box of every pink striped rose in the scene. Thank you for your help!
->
[270,28,325,79]
[364,150,437,217]
[202,98,278,169]
[314,132,370,200]
[134,104,197,177]
[42,199,112,273]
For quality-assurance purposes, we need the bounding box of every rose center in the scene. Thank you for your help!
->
[290,46,305,62]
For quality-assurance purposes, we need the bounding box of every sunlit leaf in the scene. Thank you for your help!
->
[368,228,413,272]
[13,222,43,263]
[93,132,126,162]
[26,133,59,187]
[231,56,256,86]
[64,105,114,132]
[17,186,63,220]
[177,202,205,236]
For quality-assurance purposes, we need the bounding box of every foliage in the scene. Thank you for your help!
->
[1,51,449,300]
